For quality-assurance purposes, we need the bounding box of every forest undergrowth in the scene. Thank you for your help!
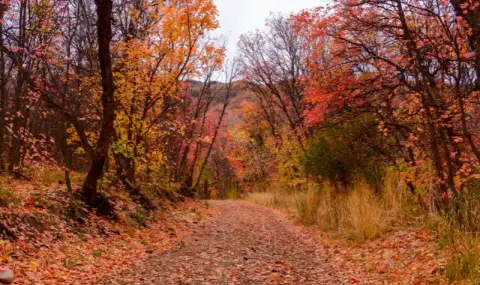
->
[0,169,212,284]
[246,174,480,283]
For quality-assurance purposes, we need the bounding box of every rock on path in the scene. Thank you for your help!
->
[103,200,346,285]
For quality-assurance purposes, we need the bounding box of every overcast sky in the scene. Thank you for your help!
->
[213,0,329,59]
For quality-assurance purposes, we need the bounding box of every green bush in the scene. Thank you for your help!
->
[0,188,20,208]
[302,114,387,191]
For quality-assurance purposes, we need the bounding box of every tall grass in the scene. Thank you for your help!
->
[343,183,384,239]
[435,184,480,282]
[247,174,480,282]
[246,173,411,240]
[443,230,480,282]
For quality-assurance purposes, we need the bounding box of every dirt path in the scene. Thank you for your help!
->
[103,200,346,284]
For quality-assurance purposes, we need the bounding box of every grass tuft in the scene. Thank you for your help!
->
[246,172,410,241]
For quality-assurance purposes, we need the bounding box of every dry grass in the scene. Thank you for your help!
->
[246,192,276,207]
[246,173,410,241]
[343,184,383,239]
[443,232,480,282]
[431,186,480,283]
[248,174,480,282]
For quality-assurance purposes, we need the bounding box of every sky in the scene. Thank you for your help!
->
[214,0,329,59]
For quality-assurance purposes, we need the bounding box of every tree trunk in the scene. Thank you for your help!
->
[396,0,453,211]
[8,0,26,173]
[114,152,135,191]
[193,71,236,191]
[56,117,74,191]
[451,0,480,89]
[8,72,24,172]
[82,0,116,208]
[0,2,7,171]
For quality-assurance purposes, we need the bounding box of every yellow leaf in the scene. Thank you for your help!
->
[30,262,39,272]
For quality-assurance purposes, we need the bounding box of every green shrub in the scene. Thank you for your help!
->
[0,188,20,208]
[133,206,148,226]
[301,114,387,191]
[92,249,105,258]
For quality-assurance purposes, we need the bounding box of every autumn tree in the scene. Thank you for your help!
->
[0,0,227,210]
[297,0,480,211]
[191,60,239,192]
[77,0,116,208]
[111,0,222,196]
[237,14,312,150]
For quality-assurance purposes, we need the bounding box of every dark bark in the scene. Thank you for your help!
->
[114,151,135,191]
[8,67,25,172]
[8,1,27,172]
[396,0,453,211]
[450,0,480,90]
[0,2,6,171]
[56,117,74,192]
[82,0,116,210]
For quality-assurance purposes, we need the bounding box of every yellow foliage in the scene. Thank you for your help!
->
[111,0,224,176]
